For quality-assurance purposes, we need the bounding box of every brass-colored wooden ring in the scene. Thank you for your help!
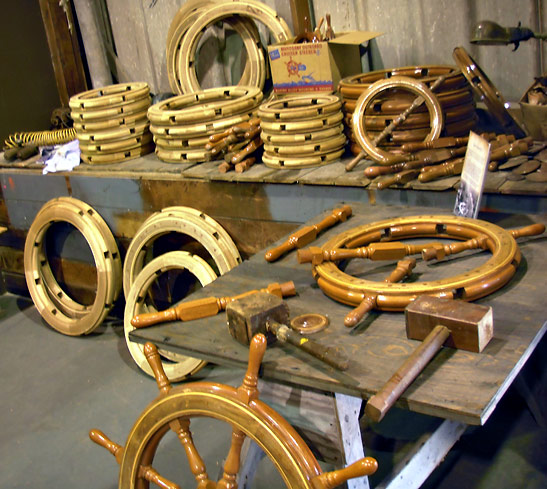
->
[80,143,155,165]
[258,94,342,121]
[176,0,291,94]
[352,76,443,164]
[79,132,153,154]
[153,135,210,149]
[123,206,241,298]
[147,86,262,125]
[76,119,150,143]
[261,124,344,144]
[313,215,520,311]
[24,197,122,335]
[263,148,344,169]
[70,96,151,122]
[261,111,344,134]
[155,147,212,163]
[69,82,149,110]
[452,46,526,138]
[73,111,148,132]
[264,133,346,156]
[124,251,216,381]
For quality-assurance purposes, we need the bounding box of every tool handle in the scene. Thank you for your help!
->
[345,151,365,171]
[268,321,349,370]
[365,325,450,422]
[313,457,378,489]
[314,204,352,234]
[418,158,463,182]
[344,295,376,327]
[265,233,306,262]
[511,223,545,239]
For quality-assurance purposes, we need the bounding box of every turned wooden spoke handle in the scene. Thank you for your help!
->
[144,343,171,395]
[314,457,378,489]
[131,308,178,328]
[89,429,124,464]
[139,466,180,489]
[265,235,305,261]
[365,325,450,422]
[344,295,376,327]
[511,223,545,238]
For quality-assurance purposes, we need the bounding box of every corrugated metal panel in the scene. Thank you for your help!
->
[100,0,544,101]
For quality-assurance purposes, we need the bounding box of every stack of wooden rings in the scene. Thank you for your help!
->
[69,82,153,164]
[258,94,347,168]
[148,86,263,163]
[338,66,477,156]
[166,0,291,94]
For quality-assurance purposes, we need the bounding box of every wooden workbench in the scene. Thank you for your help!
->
[130,202,546,426]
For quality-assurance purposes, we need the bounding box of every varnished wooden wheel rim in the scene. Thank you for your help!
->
[24,197,122,335]
[176,0,291,94]
[69,82,150,110]
[123,206,241,298]
[313,215,520,311]
[119,385,322,489]
[452,46,526,138]
[352,76,443,164]
[124,251,215,381]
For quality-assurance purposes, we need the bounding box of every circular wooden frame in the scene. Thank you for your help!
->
[264,133,346,156]
[155,147,212,163]
[123,206,241,298]
[312,215,520,311]
[153,135,210,149]
[76,119,150,143]
[176,0,291,94]
[24,197,122,335]
[80,143,155,165]
[79,132,153,154]
[73,111,148,132]
[69,82,150,110]
[261,112,343,134]
[452,46,526,138]
[258,94,342,121]
[261,124,343,144]
[124,251,216,381]
[263,148,344,169]
[351,76,443,164]
[70,97,151,122]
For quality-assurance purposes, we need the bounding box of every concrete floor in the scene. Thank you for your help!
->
[0,292,545,489]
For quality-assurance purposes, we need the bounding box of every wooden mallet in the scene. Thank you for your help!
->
[365,295,493,422]
[226,291,349,371]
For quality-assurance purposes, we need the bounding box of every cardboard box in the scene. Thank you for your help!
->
[267,31,382,94]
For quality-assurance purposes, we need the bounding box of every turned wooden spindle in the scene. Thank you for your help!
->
[344,259,416,327]
[298,241,441,264]
[217,430,246,489]
[89,429,124,464]
[377,169,421,189]
[418,157,464,182]
[139,465,181,489]
[265,205,352,262]
[235,156,256,173]
[208,127,234,144]
[237,334,267,404]
[422,235,489,261]
[131,281,296,328]
[243,126,261,141]
[232,118,261,135]
[231,136,263,164]
[144,343,171,396]
[510,223,545,238]
[488,138,532,171]
[169,418,212,487]
[313,457,378,489]
[400,132,497,152]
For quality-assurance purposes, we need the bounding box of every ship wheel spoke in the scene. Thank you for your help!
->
[138,464,181,489]
[217,429,246,489]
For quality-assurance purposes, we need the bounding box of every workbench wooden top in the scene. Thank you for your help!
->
[130,202,546,426]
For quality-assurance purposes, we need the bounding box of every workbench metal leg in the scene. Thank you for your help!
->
[334,393,370,489]
[376,419,467,489]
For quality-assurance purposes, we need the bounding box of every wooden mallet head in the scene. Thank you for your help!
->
[226,292,289,345]
[365,296,493,422]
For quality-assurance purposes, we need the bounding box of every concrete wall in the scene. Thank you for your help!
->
[84,0,544,101]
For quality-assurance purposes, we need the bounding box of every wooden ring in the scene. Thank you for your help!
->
[264,133,346,156]
[258,94,342,121]
[70,96,151,122]
[73,111,148,132]
[24,197,122,335]
[124,251,216,381]
[263,148,344,168]
[79,132,153,154]
[261,112,343,133]
[80,143,155,165]
[352,76,443,164]
[123,206,241,298]
[69,82,149,110]
[452,46,526,138]
[261,124,344,144]
[313,215,520,311]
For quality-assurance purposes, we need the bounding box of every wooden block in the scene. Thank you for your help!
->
[405,296,493,353]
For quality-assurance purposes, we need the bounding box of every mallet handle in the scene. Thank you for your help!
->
[365,325,450,422]
[267,321,349,371]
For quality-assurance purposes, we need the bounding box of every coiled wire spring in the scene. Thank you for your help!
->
[4,127,77,149]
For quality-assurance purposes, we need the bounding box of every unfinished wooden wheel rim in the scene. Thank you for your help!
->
[352,76,443,164]
[123,206,241,298]
[24,197,121,335]
[261,124,344,144]
[155,147,212,163]
[80,143,154,165]
[147,86,263,125]
[73,111,148,132]
[176,0,291,94]
[69,82,149,110]
[313,215,520,311]
[264,133,346,156]
[258,94,342,121]
[263,148,344,168]
[70,96,151,122]
[76,119,150,143]
[79,132,153,154]
[124,251,216,381]
[261,111,343,134]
